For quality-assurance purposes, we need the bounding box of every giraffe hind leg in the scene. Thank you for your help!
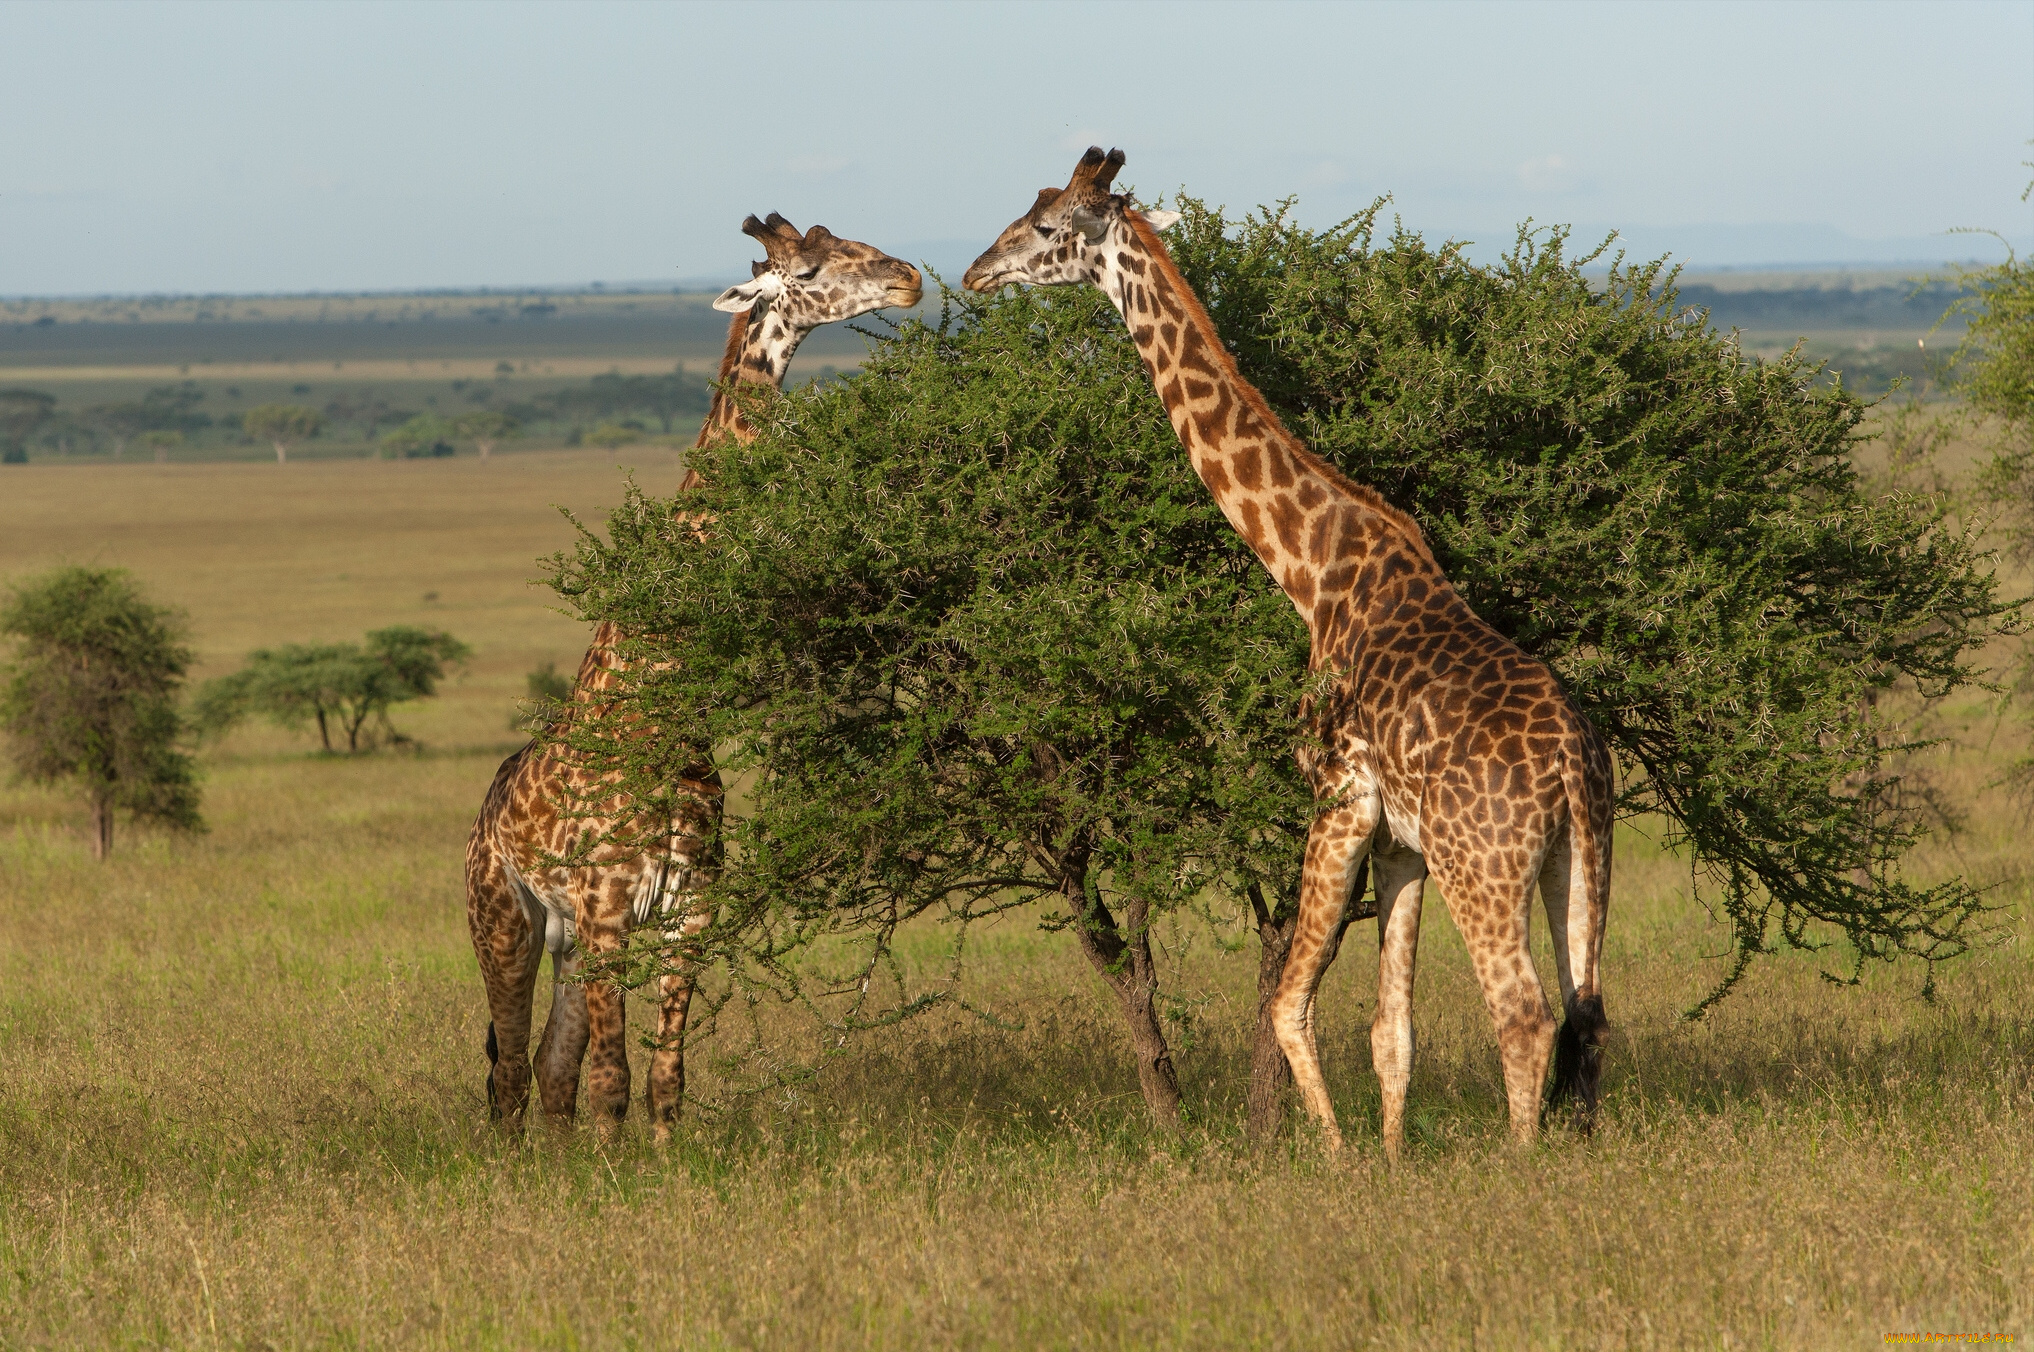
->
[1434,859,1556,1146]
[1368,843,1427,1164]
[533,913,591,1124]
[467,841,544,1130]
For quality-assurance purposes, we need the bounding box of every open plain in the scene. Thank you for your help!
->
[0,439,2028,1349]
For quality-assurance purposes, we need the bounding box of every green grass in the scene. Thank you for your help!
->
[0,446,2029,1348]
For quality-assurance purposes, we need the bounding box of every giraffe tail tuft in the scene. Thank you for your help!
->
[485,1021,500,1118]
[1548,993,1606,1124]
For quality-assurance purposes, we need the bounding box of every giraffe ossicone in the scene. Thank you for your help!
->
[965,148,1615,1160]
[466,216,919,1145]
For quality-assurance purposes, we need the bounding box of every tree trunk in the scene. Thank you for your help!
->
[273,441,288,464]
[1244,864,1371,1143]
[314,707,333,753]
[89,793,113,860]
[1059,858,1183,1130]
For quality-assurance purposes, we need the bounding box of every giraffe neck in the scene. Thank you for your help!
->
[1093,216,1440,632]
[691,301,810,455]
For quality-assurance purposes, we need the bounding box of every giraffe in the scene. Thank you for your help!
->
[466,214,921,1144]
[963,149,1615,1160]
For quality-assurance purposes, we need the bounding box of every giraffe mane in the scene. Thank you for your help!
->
[1123,211,1441,572]
[693,306,754,453]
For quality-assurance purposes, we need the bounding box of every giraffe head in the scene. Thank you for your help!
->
[961,147,1179,294]
[712,213,922,327]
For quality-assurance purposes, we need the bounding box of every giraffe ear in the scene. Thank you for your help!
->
[1137,208,1182,232]
[1069,204,1109,243]
[712,271,785,312]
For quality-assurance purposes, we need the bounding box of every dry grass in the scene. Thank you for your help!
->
[0,450,2029,1350]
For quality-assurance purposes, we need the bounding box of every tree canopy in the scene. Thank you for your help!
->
[0,567,201,857]
[547,196,2015,1112]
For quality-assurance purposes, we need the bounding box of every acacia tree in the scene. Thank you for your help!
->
[0,567,201,858]
[457,410,520,461]
[197,626,470,752]
[242,403,322,463]
[552,198,2014,1132]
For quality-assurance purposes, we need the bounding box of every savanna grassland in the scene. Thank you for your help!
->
[1,430,2030,1350]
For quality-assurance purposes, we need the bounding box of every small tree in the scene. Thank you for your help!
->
[0,567,201,858]
[457,410,520,462]
[198,626,470,752]
[243,403,323,463]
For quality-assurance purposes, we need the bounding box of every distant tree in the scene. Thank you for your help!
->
[242,403,323,463]
[0,388,55,458]
[85,402,149,459]
[627,369,711,434]
[0,567,201,858]
[583,420,648,448]
[136,429,183,463]
[545,370,709,434]
[457,409,520,461]
[380,414,458,459]
[323,392,415,442]
[197,625,470,753]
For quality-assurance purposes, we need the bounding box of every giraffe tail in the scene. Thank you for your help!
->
[1547,724,1613,1127]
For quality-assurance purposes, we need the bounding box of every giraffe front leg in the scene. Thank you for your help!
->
[576,925,632,1144]
[1269,790,1381,1153]
[1369,842,1427,1165]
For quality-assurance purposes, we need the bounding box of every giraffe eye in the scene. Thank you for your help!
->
[1033,223,1054,239]
[794,267,820,281]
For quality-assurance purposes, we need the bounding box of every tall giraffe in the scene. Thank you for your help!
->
[466,214,920,1144]
[964,149,1614,1159]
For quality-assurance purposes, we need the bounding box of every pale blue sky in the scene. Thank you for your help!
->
[4,0,2030,296]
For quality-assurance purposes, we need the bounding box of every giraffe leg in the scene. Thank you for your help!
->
[573,885,633,1143]
[1268,789,1382,1153]
[1437,864,1557,1146]
[1540,822,1610,1130]
[648,965,697,1146]
[648,790,719,1147]
[466,847,544,1129]
[534,933,589,1124]
[1368,842,1428,1165]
